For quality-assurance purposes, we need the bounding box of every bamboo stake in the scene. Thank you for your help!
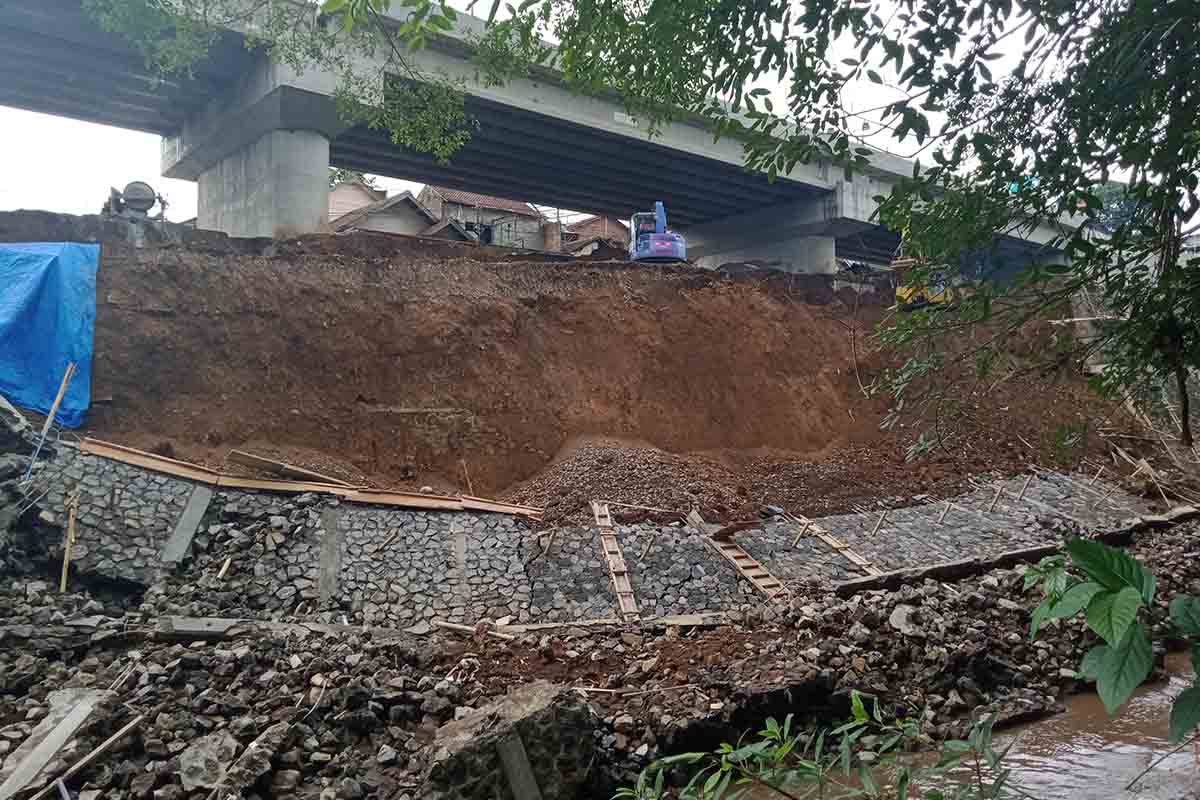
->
[938,501,952,524]
[29,715,144,800]
[39,363,76,440]
[1089,465,1105,486]
[459,459,473,496]
[870,510,888,535]
[791,521,812,547]
[1017,474,1034,501]
[59,494,78,594]
[216,556,232,580]
[987,486,1004,513]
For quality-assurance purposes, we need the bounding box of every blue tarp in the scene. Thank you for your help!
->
[0,242,100,428]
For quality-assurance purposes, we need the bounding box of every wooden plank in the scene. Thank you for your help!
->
[227,449,355,487]
[784,512,884,576]
[81,439,538,518]
[80,438,222,484]
[27,716,144,800]
[592,501,640,621]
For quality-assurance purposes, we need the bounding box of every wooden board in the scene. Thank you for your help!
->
[78,438,542,518]
[591,501,640,621]
[785,512,884,576]
[227,449,356,487]
[705,538,789,601]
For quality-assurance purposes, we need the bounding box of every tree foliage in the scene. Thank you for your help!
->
[328,167,377,189]
[1026,541,1200,743]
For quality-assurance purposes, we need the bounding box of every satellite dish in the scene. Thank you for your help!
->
[122,181,158,213]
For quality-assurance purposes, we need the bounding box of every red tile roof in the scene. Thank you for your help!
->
[427,186,542,218]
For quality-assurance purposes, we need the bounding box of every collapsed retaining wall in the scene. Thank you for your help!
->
[17,439,1158,630]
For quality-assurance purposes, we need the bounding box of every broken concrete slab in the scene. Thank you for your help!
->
[421,680,598,800]
[0,688,114,800]
[179,731,239,791]
[160,484,214,564]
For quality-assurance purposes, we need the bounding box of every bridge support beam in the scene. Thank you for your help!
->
[162,55,345,238]
[682,180,884,273]
[198,129,329,238]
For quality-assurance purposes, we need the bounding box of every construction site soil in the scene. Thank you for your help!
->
[4,212,1127,521]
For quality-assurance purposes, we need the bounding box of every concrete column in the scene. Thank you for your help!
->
[198,129,330,239]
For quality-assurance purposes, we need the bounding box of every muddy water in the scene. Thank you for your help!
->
[993,652,1198,799]
[744,654,1197,799]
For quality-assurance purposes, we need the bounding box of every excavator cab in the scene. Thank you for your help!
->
[629,201,687,262]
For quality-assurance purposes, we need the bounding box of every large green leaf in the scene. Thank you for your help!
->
[1169,686,1200,743]
[1029,596,1054,641]
[1066,539,1156,603]
[1049,581,1104,619]
[1086,586,1143,645]
[1170,596,1200,636]
[1078,645,1110,680]
[1096,623,1153,714]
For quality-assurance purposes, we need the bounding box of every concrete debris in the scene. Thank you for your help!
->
[178,732,238,791]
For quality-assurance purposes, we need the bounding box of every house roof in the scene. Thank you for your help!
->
[329,191,439,231]
[420,218,474,241]
[565,214,627,232]
[427,186,542,219]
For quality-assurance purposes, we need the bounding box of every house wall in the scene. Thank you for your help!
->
[439,202,543,249]
[569,216,629,245]
[328,184,381,221]
[357,209,430,236]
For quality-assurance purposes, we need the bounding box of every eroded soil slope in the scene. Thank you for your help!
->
[80,232,891,492]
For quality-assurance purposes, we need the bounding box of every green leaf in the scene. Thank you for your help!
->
[1170,596,1200,635]
[1049,581,1103,619]
[1095,623,1153,714]
[1086,586,1142,646]
[1029,596,1054,641]
[1169,686,1200,743]
[322,0,348,11]
[1079,645,1110,680]
[850,691,868,722]
[1066,539,1156,604]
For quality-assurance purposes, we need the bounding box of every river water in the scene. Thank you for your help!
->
[744,653,1197,800]
[993,652,1198,800]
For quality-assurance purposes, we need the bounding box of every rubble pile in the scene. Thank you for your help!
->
[2,511,1197,798]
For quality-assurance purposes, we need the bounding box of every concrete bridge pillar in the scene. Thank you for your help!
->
[682,180,883,273]
[162,54,347,238]
[197,129,329,238]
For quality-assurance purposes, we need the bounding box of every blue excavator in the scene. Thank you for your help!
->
[629,201,687,262]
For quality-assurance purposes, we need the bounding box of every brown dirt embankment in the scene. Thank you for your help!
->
[61,227,886,492]
[1,212,1129,505]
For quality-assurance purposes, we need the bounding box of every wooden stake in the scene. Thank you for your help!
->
[987,486,1003,513]
[638,535,654,561]
[29,715,144,800]
[59,495,78,594]
[1089,465,1105,486]
[791,520,812,547]
[217,556,232,580]
[432,619,515,641]
[870,510,888,535]
[39,362,76,439]
[460,459,474,496]
[937,501,952,524]
[1017,474,1034,501]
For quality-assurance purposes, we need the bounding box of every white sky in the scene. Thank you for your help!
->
[0,106,425,223]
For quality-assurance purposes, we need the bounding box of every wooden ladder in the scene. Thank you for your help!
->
[688,511,788,602]
[785,512,884,576]
[592,501,640,621]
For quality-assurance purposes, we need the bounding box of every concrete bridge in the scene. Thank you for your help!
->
[0,0,1064,271]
